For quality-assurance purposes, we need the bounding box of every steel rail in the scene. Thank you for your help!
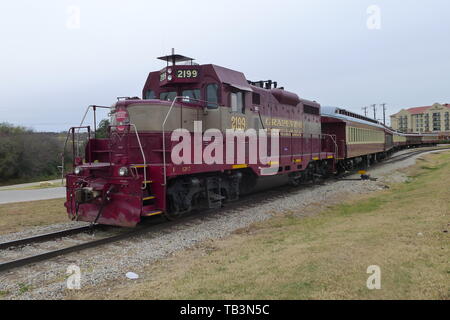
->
[0,225,104,250]
[0,186,290,273]
[0,225,153,273]
[335,146,450,181]
[383,146,450,164]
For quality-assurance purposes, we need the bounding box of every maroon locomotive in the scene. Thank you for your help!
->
[64,53,337,227]
[64,53,442,227]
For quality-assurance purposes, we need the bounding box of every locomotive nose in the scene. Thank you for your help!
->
[65,170,143,227]
[74,187,102,204]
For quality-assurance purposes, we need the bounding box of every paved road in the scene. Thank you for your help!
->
[0,179,64,191]
[0,182,66,204]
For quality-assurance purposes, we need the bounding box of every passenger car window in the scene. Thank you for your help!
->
[160,91,177,101]
[206,84,219,109]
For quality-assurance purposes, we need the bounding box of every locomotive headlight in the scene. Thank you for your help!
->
[74,166,82,175]
[168,75,173,81]
[167,68,172,74]
[118,167,129,177]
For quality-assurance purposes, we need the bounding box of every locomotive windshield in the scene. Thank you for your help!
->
[159,90,202,103]
[160,91,177,101]
[145,90,156,99]
[181,89,200,101]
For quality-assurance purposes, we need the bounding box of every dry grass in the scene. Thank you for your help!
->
[0,198,67,235]
[69,152,450,300]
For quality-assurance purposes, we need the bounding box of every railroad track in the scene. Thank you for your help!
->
[336,146,450,181]
[0,215,179,273]
[1,145,448,274]
[0,188,285,274]
[380,146,450,165]
[0,225,106,251]
[0,171,323,275]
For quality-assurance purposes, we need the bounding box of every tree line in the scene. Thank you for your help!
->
[0,123,66,183]
[0,120,109,184]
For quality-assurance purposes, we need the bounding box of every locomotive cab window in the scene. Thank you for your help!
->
[252,92,261,105]
[181,89,201,102]
[160,91,177,101]
[230,91,245,114]
[206,84,219,109]
[145,90,155,100]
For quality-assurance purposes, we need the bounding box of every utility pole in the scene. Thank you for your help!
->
[380,103,387,125]
[362,106,369,117]
[371,104,377,120]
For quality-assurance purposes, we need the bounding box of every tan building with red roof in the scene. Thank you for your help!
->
[390,103,450,133]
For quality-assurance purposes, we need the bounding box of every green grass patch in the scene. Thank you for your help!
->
[0,290,9,297]
[332,197,386,217]
[18,283,32,295]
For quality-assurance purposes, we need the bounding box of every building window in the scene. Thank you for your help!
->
[424,114,429,132]
[433,112,441,131]
[399,116,408,132]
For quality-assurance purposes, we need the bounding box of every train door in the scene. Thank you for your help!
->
[321,119,346,159]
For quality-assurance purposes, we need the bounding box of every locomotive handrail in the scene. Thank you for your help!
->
[61,131,72,184]
[77,105,111,151]
[62,104,111,183]
[61,131,71,184]
[61,126,91,185]
[162,96,186,186]
[130,123,147,190]
[78,105,111,130]
[161,97,221,186]
[108,124,148,190]
[322,134,339,159]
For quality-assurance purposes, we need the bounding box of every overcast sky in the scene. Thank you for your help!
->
[0,0,449,131]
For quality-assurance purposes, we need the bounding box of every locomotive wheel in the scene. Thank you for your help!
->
[164,212,183,221]
[164,195,184,221]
